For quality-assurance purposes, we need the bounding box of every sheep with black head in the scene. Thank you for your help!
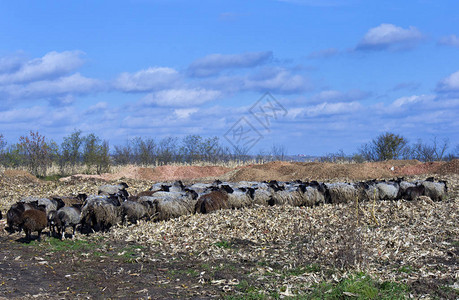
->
[80,195,122,233]
[121,200,155,224]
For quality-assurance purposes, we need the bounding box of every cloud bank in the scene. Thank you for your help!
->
[356,24,423,51]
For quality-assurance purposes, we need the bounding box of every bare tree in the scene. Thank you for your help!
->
[82,133,110,174]
[60,129,84,173]
[359,132,409,161]
[157,137,179,164]
[432,137,449,161]
[113,140,134,165]
[18,131,56,177]
[132,137,156,166]
[270,144,287,161]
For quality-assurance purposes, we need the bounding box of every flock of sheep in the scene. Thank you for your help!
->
[2,177,448,241]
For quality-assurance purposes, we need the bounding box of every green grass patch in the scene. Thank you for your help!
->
[117,244,145,262]
[396,265,414,274]
[93,251,104,257]
[285,264,321,276]
[305,272,409,299]
[226,272,409,300]
[214,240,232,249]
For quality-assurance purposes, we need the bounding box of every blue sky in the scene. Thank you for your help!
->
[0,0,458,155]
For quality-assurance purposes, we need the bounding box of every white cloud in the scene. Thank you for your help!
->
[140,88,222,107]
[288,101,362,118]
[391,94,435,108]
[188,51,273,77]
[307,89,370,104]
[114,67,180,92]
[49,95,76,107]
[304,101,362,117]
[174,108,198,119]
[197,67,311,94]
[438,34,459,47]
[0,51,85,85]
[0,54,25,74]
[437,70,459,92]
[356,24,423,51]
[244,68,309,94]
[0,73,104,100]
[0,106,48,123]
[85,102,109,114]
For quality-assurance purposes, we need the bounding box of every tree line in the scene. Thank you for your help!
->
[0,130,261,177]
[0,130,457,177]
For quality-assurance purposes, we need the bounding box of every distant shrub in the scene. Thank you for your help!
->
[18,131,57,177]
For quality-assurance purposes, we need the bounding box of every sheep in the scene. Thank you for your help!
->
[189,183,213,194]
[253,182,271,190]
[325,183,358,204]
[52,194,87,207]
[398,181,416,196]
[219,185,254,209]
[80,195,122,232]
[354,182,375,202]
[376,181,399,200]
[21,208,47,241]
[160,181,185,193]
[47,210,61,237]
[6,202,27,233]
[56,205,82,239]
[402,184,425,201]
[149,182,164,192]
[128,190,159,202]
[98,182,129,201]
[422,180,447,201]
[21,197,65,215]
[143,189,198,221]
[195,190,230,214]
[251,188,272,206]
[270,186,305,207]
[121,200,155,224]
[298,184,326,207]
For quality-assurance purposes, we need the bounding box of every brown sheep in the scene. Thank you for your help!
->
[195,190,230,214]
[21,209,47,241]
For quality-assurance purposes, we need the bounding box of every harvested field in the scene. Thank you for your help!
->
[0,161,458,299]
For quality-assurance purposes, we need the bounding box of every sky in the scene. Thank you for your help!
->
[0,0,458,156]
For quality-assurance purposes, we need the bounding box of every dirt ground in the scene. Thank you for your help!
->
[0,160,458,299]
[57,159,458,183]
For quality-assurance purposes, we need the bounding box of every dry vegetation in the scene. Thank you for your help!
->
[0,160,458,299]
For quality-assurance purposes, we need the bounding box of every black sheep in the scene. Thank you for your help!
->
[6,202,26,233]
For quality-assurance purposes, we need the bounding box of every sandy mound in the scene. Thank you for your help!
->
[0,169,40,184]
[60,165,232,182]
[436,159,459,175]
[228,160,448,182]
[58,160,456,183]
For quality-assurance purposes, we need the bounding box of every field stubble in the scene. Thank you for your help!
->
[0,161,457,299]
